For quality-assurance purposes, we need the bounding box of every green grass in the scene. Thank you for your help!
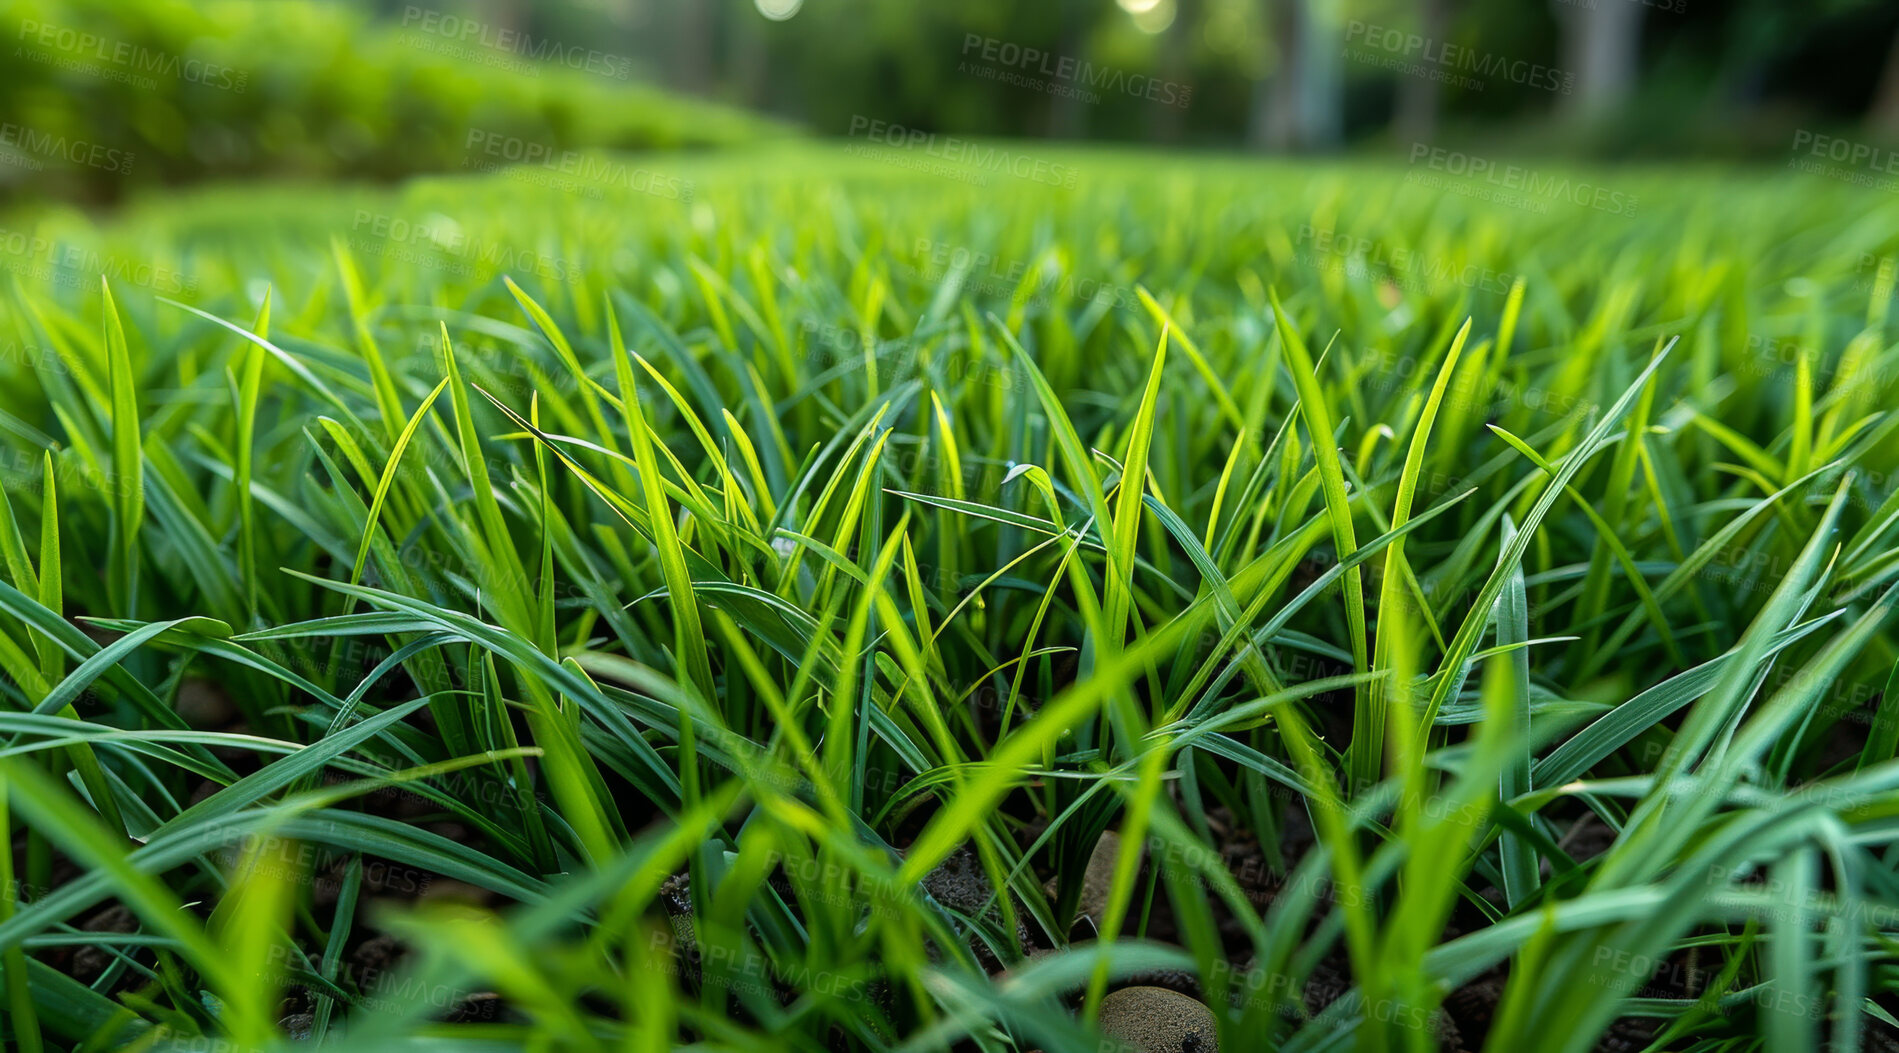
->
[0,145,1897,1051]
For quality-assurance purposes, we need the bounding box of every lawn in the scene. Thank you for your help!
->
[0,145,1896,1052]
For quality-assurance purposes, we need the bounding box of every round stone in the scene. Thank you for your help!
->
[1097,985,1220,1052]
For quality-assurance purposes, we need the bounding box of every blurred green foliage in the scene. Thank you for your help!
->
[0,0,783,203]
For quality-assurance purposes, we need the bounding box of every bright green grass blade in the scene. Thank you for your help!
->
[345,376,450,592]
[1366,317,1469,792]
[0,469,38,603]
[0,767,42,1053]
[1104,323,1167,657]
[33,452,58,686]
[617,346,716,709]
[1859,657,1899,769]
[1270,288,1371,793]
[1487,422,1683,669]
[211,831,298,1049]
[157,297,361,426]
[230,288,269,626]
[332,237,409,445]
[100,280,143,617]
[990,316,1113,654]
[0,757,228,985]
[309,855,360,1043]
[1494,516,1537,910]
[1416,338,1678,734]
[1136,287,1244,434]
[1536,616,1840,786]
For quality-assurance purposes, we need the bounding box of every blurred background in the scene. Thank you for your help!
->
[3,0,1897,204]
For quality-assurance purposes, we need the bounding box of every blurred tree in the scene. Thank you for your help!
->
[1249,0,1341,149]
[1302,0,1344,145]
[1873,24,1899,136]
[1393,0,1452,140]
[1051,0,1093,138]
[1558,0,1645,119]
[478,0,523,33]
[674,0,716,95]
[1154,0,1199,141]
[15,0,1899,185]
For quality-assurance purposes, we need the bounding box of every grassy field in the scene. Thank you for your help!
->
[0,146,1897,1052]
